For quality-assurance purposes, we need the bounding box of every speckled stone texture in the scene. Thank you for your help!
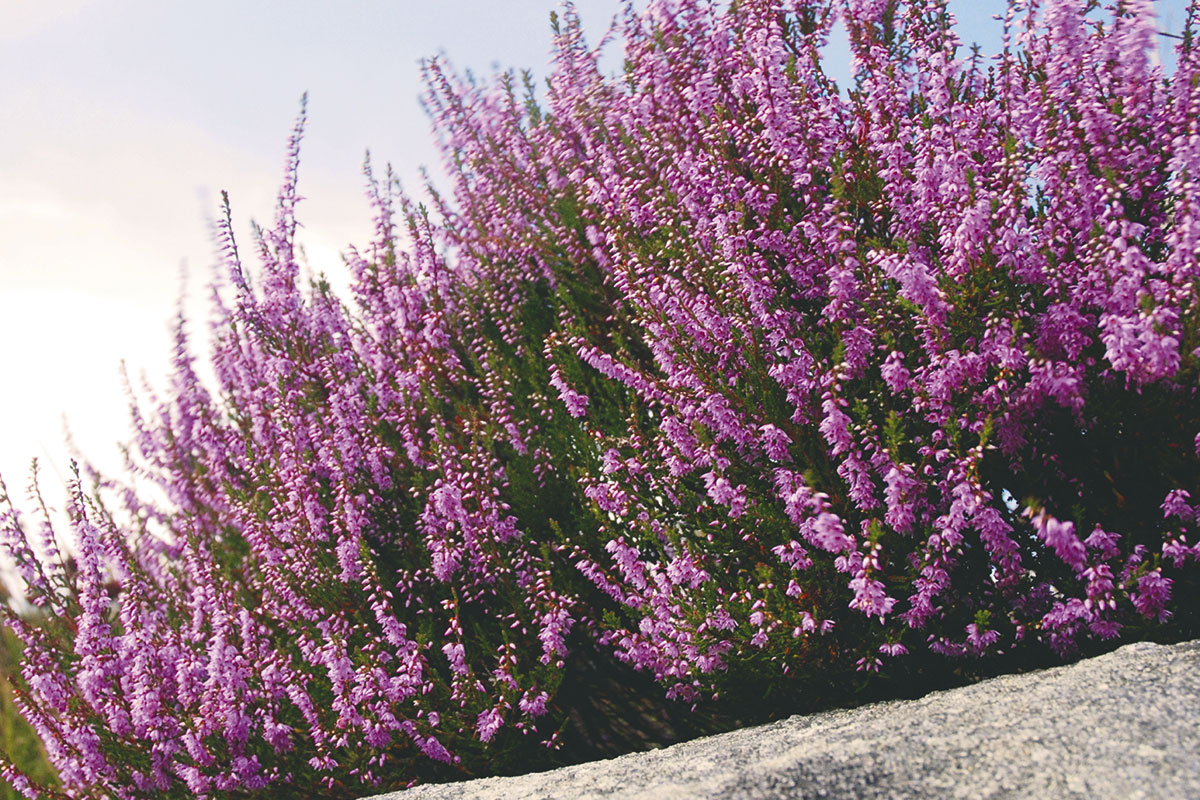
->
[368,639,1200,800]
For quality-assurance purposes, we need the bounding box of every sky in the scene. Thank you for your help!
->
[0,0,1192,509]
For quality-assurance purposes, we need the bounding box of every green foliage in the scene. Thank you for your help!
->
[0,625,56,798]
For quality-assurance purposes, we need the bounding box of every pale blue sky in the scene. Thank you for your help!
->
[0,0,1190,497]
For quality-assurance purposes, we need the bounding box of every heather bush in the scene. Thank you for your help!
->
[3,0,1200,796]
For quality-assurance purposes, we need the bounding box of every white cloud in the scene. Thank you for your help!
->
[0,0,105,42]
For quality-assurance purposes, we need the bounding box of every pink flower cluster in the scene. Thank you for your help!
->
[2,0,1199,795]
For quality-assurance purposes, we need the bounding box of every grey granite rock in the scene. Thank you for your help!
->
[368,639,1200,800]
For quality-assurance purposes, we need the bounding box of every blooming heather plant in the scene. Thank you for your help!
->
[2,0,1200,796]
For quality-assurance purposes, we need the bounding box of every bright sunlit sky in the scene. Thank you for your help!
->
[0,0,1191,504]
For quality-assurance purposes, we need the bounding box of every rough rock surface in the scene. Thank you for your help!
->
[370,639,1200,800]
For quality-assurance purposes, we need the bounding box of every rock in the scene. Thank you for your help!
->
[368,639,1200,800]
